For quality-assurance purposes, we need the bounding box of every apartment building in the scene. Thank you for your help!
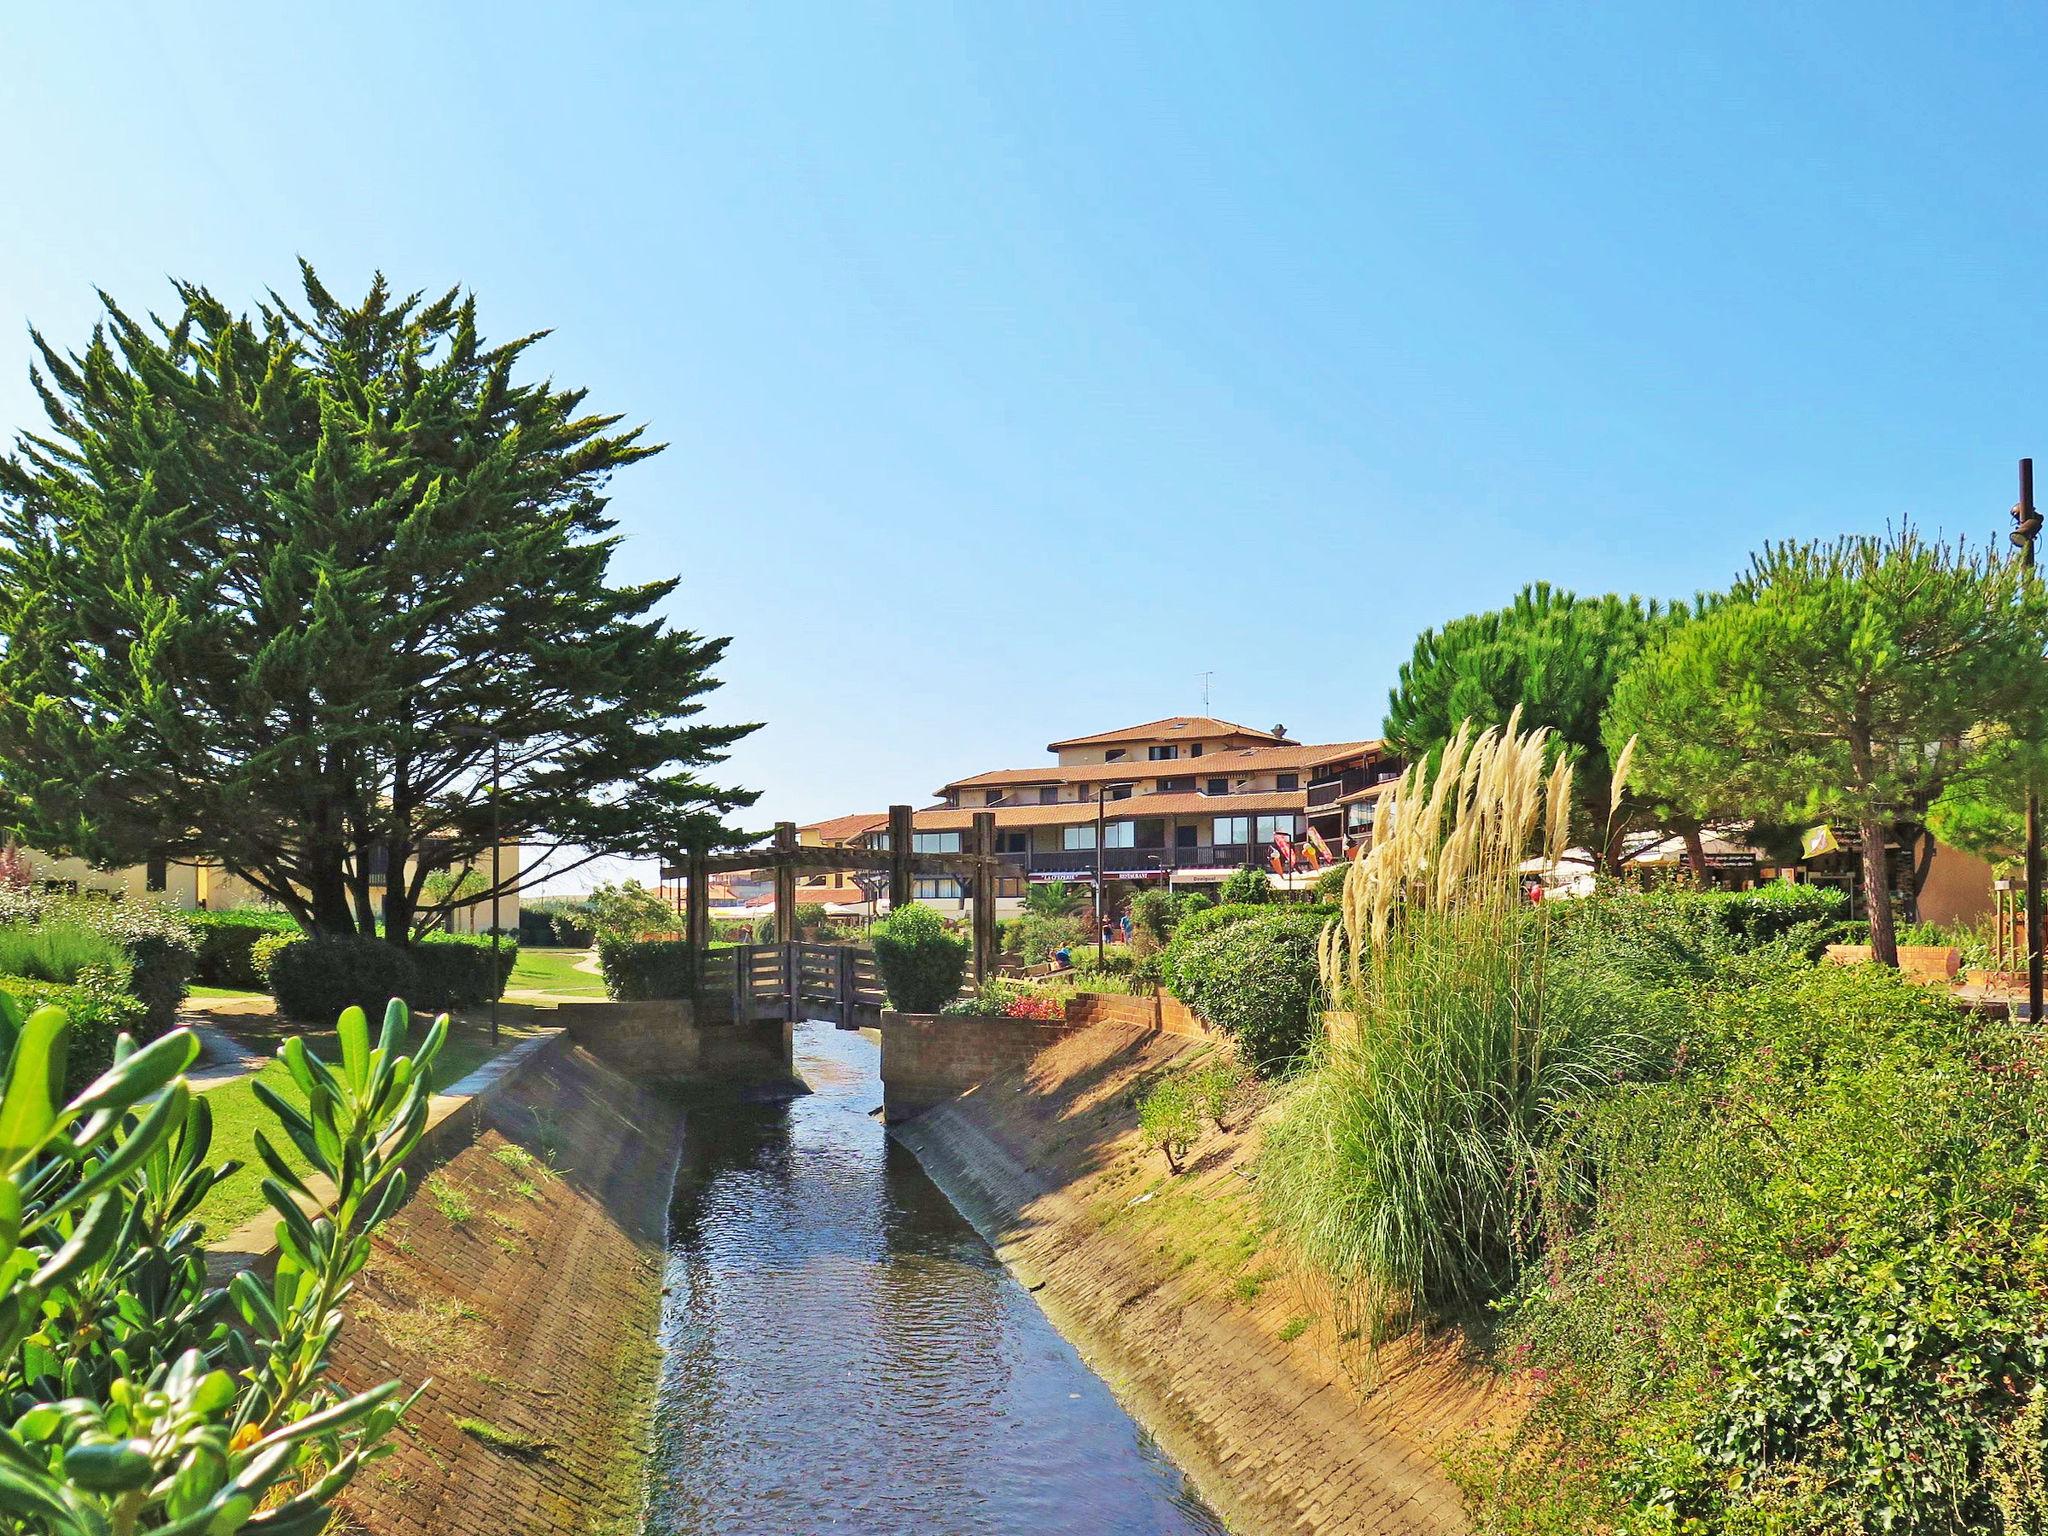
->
[852,716,1402,917]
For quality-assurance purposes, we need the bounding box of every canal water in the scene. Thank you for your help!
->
[645,1020,1227,1536]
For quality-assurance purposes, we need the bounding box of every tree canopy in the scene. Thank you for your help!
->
[0,266,757,938]
[1383,583,1688,864]
[1606,530,2048,964]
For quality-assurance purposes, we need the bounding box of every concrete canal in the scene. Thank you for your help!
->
[644,1019,1227,1535]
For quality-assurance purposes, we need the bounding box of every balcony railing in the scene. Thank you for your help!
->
[996,844,1255,877]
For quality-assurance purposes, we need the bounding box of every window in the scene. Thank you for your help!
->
[1190,743,1204,757]
[913,877,962,901]
[1212,815,1250,847]
[1158,776,1194,793]
[984,790,1006,806]
[1000,831,1030,853]
[1276,773,1299,791]
[1105,749,1127,763]
[1039,786,1059,805]
[1347,801,1378,832]
[912,831,961,853]
[1175,824,1198,848]
[1147,744,1179,761]
[1109,783,1133,800]
[1063,825,1095,850]
[1206,777,1229,796]
[1256,814,1302,844]
[144,856,168,893]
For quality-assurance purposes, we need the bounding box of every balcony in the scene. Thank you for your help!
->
[996,844,1256,878]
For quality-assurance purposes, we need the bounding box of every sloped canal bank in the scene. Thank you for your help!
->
[645,1020,1225,1535]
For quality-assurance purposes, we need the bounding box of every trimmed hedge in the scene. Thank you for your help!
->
[0,972,146,1092]
[267,937,420,1024]
[870,905,968,1014]
[598,937,695,1000]
[189,909,300,988]
[410,933,518,1009]
[1164,905,1330,1072]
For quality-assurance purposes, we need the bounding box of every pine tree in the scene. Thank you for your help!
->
[1383,584,1690,868]
[1607,530,2048,965]
[0,266,757,938]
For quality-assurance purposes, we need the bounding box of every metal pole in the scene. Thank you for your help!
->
[490,734,502,1046]
[2019,459,2043,1022]
[1095,785,1106,965]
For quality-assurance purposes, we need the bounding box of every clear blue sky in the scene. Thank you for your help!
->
[4,4,2046,887]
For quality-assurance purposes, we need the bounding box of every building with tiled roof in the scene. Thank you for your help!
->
[845,715,1404,917]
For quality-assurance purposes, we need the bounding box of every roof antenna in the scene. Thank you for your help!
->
[1199,671,1214,713]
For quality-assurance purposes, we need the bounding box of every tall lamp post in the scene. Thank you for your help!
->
[454,723,504,1044]
[2014,459,2043,1023]
[1095,783,1107,965]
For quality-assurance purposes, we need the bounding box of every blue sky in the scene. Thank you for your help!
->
[4,4,2046,887]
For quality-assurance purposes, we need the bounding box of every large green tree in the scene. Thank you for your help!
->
[1606,530,2048,965]
[0,266,757,939]
[1383,583,1691,868]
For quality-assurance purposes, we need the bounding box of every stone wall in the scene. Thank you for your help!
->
[878,1009,1082,1121]
[555,997,794,1083]
[893,1020,1503,1536]
[328,1042,685,1536]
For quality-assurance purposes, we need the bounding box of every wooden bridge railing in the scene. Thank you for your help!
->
[695,941,886,1031]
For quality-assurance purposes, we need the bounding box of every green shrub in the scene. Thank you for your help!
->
[1218,866,1273,904]
[1313,864,1349,902]
[0,892,196,1039]
[597,936,695,1000]
[871,905,968,1013]
[188,908,301,987]
[1137,1075,1200,1173]
[410,932,519,1008]
[1186,1060,1242,1131]
[0,921,127,982]
[1128,888,1210,951]
[1010,911,1084,965]
[520,896,595,947]
[251,930,301,986]
[1487,965,2048,1534]
[0,971,147,1091]
[1160,902,1335,1000]
[267,936,420,1024]
[0,992,445,1529]
[1165,906,1328,1072]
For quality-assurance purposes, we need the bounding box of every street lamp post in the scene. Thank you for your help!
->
[454,723,504,1045]
[2014,459,2043,1023]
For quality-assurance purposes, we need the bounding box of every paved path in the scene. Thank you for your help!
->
[184,1022,272,1091]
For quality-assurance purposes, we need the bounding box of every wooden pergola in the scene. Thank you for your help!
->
[680,804,1003,984]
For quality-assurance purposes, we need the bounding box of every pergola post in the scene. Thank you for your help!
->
[772,821,799,944]
[685,845,710,950]
[971,810,997,986]
[888,804,914,914]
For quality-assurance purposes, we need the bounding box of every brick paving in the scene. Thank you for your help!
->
[894,1022,1507,1536]
[328,1044,684,1536]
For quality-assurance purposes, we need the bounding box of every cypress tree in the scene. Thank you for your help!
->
[0,265,756,938]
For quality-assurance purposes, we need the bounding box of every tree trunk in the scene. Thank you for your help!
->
[305,858,358,937]
[1682,823,1707,882]
[1860,816,1898,967]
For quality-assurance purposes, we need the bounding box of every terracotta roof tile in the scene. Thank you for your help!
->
[797,812,888,843]
[1046,715,1291,750]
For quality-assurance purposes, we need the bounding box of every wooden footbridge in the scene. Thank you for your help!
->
[676,805,1004,1030]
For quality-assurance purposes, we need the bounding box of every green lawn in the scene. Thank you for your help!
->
[193,1015,544,1236]
[505,946,607,997]
[187,983,266,1000]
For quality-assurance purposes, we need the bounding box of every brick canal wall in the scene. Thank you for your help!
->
[328,1042,685,1536]
[892,1020,1505,1536]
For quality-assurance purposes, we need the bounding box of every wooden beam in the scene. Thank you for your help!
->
[889,804,914,913]
[684,847,710,950]
[692,845,984,877]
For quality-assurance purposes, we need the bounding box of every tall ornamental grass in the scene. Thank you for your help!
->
[1262,713,1661,1327]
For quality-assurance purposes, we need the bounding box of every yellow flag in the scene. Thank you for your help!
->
[1801,824,1840,858]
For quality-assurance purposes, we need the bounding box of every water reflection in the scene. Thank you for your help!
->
[646,1021,1226,1536]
